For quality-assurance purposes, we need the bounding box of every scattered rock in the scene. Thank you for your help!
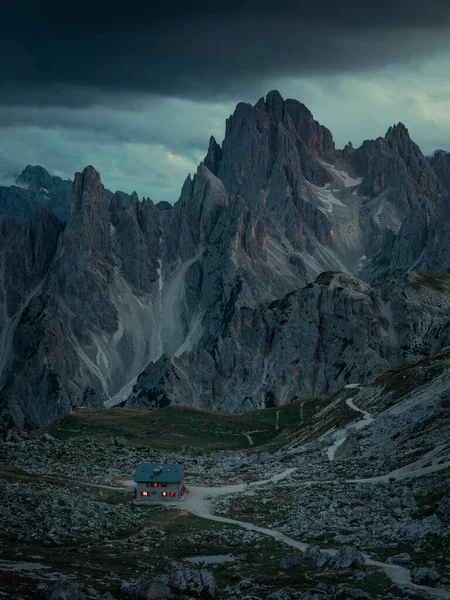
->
[331,547,366,568]
[387,553,412,564]
[335,588,373,600]
[181,444,197,457]
[169,563,216,597]
[279,553,302,569]
[437,495,450,525]
[412,567,441,584]
[122,574,171,599]
[42,578,112,599]
[112,436,126,448]
[0,506,11,517]
[43,579,85,600]
[304,546,330,567]
[266,591,292,600]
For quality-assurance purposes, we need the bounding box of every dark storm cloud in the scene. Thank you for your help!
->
[2,0,450,204]
[2,0,450,107]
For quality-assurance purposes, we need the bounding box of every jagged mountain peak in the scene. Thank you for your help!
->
[79,164,100,180]
[204,135,222,176]
[265,89,284,102]
[17,164,69,190]
[430,148,450,193]
[70,165,106,217]
[155,200,172,211]
[385,121,409,140]
[262,89,285,120]
[431,148,448,158]
[250,90,334,153]
[109,191,123,216]
[180,173,194,197]
[65,165,112,269]
[127,191,140,209]
[17,164,49,186]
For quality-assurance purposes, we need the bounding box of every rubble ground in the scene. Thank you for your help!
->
[1,359,450,600]
[0,461,393,600]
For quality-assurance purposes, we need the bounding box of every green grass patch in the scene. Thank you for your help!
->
[33,388,359,454]
[35,406,276,452]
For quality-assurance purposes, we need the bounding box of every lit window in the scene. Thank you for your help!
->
[140,491,149,497]
[169,492,177,498]
[161,491,168,497]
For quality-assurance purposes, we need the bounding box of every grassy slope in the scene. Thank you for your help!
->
[35,387,359,454]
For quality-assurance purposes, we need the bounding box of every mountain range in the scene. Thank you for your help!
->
[1,90,450,432]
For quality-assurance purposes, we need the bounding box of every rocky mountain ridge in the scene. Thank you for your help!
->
[126,270,450,411]
[0,164,130,224]
[1,90,450,429]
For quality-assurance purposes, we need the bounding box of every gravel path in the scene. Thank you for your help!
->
[326,397,374,461]
[117,466,450,598]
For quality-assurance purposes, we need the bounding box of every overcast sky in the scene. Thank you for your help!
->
[1,0,450,203]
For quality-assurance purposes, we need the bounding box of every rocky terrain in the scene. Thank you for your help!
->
[1,345,449,599]
[1,91,450,428]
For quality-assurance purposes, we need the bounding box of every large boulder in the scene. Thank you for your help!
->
[122,574,171,599]
[412,567,441,584]
[169,563,216,597]
[112,436,126,448]
[304,546,330,567]
[43,578,113,600]
[331,547,366,568]
[181,444,197,457]
[387,552,412,564]
[279,553,302,569]
[44,579,85,600]
[437,495,450,525]
[0,506,11,517]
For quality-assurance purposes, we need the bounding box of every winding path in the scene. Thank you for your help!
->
[348,443,450,483]
[114,396,450,598]
[119,467,450,598]
[326,397,374,461]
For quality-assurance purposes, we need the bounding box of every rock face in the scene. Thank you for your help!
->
[2,91,450,428]
[349,123,443,260]
[128,272,391,410]
[128,269,450,411]
[279,553,302,569]
[0,166,162,427]
[430,149,450,193]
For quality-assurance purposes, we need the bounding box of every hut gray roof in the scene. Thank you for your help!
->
[134,463,184,483]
